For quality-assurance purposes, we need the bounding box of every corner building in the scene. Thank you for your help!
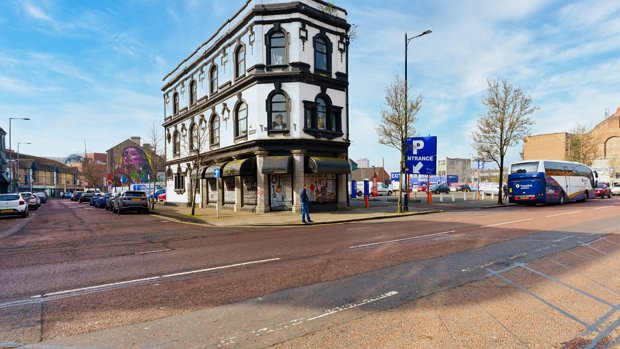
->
[162,0,351,213]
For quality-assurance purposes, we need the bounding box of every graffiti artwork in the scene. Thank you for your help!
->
[109,146,154,187]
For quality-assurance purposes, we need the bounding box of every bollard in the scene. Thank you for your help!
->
[440,192,443,202]
[365,195,369,208]
[491,191,494,200]
[463,191,467,201]
[451,192,455,202]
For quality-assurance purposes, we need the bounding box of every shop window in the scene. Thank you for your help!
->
[242,176,257,205]
[207,179,218,203]
[210,113,220,146]
[267,92,288,132]
[174,170,185,192]
[314,35,331,73]
[304,174,337,203]
[235,101,248,138]
[235,45,246,79]
[224,178,235,204]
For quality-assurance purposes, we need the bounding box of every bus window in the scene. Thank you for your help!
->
[511,161,539,174]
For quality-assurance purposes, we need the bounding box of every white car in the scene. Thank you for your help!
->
[0,193,29,218]
[480,182,500,196]
[611,182,620,196]
[354,181,393,196]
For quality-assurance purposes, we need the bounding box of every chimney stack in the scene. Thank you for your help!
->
[130,136,141,145]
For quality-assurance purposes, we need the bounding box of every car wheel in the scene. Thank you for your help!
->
[144,209,150,214]
[387,190,393,196]
[357,191,363,196]
[22,210,28,218]
[117,208,122,215]
[559,193,565,205]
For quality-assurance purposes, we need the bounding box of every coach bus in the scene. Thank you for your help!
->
[507,160,598,205]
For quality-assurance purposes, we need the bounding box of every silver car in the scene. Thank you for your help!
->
[113,191,149,214]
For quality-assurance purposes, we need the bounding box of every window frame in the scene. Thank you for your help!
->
[234,101,248,139]
[173,129,180,156]
[209,113,220,147]
[267,90,289,134]
[209,64,218,94]
[266,28,287,66]
[313,34,332,73]
[173,92,179,115]
[189,80,197,106]
[303,93,343,139]
[235,44,246,79]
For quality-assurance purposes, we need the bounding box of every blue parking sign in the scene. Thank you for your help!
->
[405,136,437,175]
[214,167,220,178]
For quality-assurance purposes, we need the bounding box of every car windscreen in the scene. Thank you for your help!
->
[0,195,20,201]
[511,162,539,174]
[124,192,146,198]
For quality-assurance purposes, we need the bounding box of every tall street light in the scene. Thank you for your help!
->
[8,117,30,192]
[17,141,31,192]
[403,29,431,212]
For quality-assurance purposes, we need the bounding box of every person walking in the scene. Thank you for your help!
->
[300,184,313,224]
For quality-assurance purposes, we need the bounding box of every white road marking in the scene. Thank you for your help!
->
[346,227,371,231]
[28,258,280,299]
[545,211,581,218]
[482,218,534,228]
[135,249,172,255]
[553,235,574,242]
[349,231,454,249]
[592,206,613,210]
[306,291,399,321]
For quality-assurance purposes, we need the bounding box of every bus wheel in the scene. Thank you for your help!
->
[559,193,565,205]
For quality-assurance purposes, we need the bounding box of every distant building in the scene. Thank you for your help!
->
[523,107,620,181]
[356,158,369,168]
[0,127,7,193]
[9,151,80,196]
[351,166,389,184]
[436,157,472,184]
[106,136,165,190]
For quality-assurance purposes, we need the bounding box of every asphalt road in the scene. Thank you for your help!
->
[0,197,619,348]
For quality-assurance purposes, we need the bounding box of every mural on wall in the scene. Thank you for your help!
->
[109,146,154,187]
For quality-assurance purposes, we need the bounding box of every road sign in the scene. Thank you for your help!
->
[390,172,400,181]
[477,160,485,169]
[405,136,437,175]
[214,167,220,178]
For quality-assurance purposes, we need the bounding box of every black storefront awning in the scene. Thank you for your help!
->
[262,156,293,174]
[222,158,256,177]
[307,157,351,174]
[203,163,227,179]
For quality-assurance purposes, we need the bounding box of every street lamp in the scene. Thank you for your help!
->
[8,117,30,192]
[402,29,431,212]
[16,142,31,192]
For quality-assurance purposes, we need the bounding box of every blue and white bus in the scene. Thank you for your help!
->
[507,160,598,205]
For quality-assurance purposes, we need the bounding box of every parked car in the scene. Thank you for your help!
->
[71,191,83,201]
[430,183,450,194]
[95,193,111,208]
[611,183,620,196]
[105,193,118,211]
[61,192,72,199]
[594,183,612,198]
[417,185,427,192]
[0,193,28,218]
[456,184,471,192]
[157,192,166,202]
[148,189,166,201]
[21,192,40,210]
[34,192,48,203]
[90,193,103,206]
[113,191,149,214]
[79,192,95,203]
[480,182,500,196]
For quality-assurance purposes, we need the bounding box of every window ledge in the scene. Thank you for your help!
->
[234,135,248,143]
[268,130,290,135]
[174,189,186,195]
[303,128,343,140]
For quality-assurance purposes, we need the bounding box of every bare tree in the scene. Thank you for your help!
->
[471,78,538,204]
[567,123,599,166]
[148,121,166,209]
[376,76,422,213]
[82,142,106,190]
[181,117,209,216]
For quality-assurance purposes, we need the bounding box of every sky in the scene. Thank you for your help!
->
[1,0,620,173]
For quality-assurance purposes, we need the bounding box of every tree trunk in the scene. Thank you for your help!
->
[191,176,198,216]
[497,162,504,205]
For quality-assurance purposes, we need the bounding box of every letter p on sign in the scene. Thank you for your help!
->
[411,140,424,155]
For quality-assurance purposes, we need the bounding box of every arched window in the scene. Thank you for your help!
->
[173,129,180,156]
[268,30,286,65]
[268,92,288,132]
[189,123,198,151]
[235,102,248,138]
[189,80,197,106]
[173,92,179,115]
[209,65,218,94]
[302,94,343,138]
[210,114,220,146]
[235,45,246,79]
[314,36,330,72]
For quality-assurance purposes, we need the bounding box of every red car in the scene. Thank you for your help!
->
[157,193,166,202]
[417,185,427,192]
[594,183,612,198]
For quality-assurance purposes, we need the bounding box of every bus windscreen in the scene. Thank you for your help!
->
[510,162,539,174]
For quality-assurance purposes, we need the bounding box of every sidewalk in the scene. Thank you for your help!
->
[150,194,506,227]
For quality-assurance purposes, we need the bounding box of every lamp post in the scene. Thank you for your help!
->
[403,30,431,212]
[8,117,30,192]
[16,142,31,192]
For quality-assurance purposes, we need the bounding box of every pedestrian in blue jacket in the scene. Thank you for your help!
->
[299,184,313,223]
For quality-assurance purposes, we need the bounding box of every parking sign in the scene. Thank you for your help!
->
[214,167,220,178]
[405,136,437,175]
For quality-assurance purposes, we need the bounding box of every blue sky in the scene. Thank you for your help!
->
[1,0,620,173]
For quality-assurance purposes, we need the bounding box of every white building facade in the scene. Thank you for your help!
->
[162,0,351,213]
